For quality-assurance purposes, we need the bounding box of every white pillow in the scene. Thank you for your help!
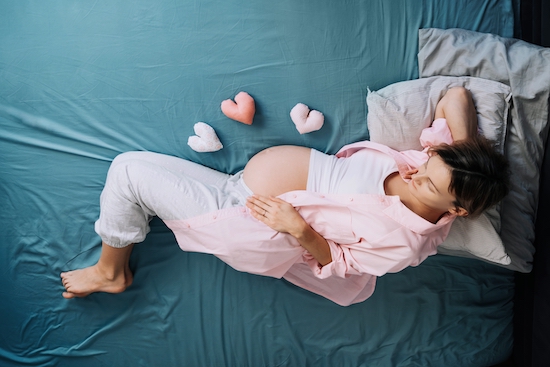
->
[366,76,512,265]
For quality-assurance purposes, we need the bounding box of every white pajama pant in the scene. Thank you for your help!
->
[94,151,252,248]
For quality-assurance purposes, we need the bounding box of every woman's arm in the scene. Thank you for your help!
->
[246,195,332,266]
[434,87,478,142]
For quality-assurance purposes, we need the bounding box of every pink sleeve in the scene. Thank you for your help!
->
[302,238,422,279]
[302,240,359,279]
[419,118,453,150]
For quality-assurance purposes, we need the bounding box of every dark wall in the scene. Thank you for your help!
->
[515,1,550,366]
[520,0,550,46]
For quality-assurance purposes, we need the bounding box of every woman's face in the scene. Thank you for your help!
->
[408,155,460,215]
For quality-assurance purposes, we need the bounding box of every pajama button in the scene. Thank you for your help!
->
[349,197,354,202]
[212,215,217,219]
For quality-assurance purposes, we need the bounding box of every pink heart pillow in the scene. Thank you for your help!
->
[221,92,255,125]
[187,122,223,152]
[290,103,324,134]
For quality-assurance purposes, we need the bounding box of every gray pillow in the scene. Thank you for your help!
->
[367,76,512,266]
[418,28,550,272]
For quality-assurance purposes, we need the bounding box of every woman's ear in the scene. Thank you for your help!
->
[449,206,468,217]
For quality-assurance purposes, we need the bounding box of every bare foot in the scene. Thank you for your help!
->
[60,264,133,299]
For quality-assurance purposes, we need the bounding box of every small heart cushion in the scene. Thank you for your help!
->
[221,91,255,125]
[187,122,223,152]
[290,103,324,134]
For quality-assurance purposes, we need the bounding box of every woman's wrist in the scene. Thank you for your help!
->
[291,222,332,266]
[289,219,310,240]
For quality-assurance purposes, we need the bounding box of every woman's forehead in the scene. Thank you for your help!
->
[426,155,453,192]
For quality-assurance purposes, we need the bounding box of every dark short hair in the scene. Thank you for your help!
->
[430,137,510,217]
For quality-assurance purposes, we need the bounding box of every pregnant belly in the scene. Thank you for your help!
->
[243,145,311,196]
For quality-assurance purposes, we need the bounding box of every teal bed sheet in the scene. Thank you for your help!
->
[0,1,515,366]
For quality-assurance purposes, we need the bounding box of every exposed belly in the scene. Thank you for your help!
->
[243,145,311,196]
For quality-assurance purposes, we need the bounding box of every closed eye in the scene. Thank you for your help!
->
[425,158,440,194]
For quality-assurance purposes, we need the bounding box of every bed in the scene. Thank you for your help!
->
[1,1,548,366]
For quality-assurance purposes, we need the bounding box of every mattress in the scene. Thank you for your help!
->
[0,1,516,366]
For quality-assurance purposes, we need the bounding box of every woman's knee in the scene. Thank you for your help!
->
[110,151,148,167]
[105,152,149,188]
[108,152,162,178]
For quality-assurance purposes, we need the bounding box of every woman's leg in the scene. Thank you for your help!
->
[61,243,134,299]
[61,151,234,298]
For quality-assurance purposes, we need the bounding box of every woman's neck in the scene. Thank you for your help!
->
[384,173,446,224]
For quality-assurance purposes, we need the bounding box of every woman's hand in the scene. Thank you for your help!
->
[403,168,418,180]
[246,194,332,265]
[246,195,306,236]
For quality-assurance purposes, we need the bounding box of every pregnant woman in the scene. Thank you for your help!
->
[60,87,510,306]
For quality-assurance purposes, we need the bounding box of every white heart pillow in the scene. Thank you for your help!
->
[366,76,512,265]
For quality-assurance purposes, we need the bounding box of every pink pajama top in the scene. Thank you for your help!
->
[164,119,455,306]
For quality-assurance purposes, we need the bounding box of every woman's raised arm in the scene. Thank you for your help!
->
[434,87,478,142]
